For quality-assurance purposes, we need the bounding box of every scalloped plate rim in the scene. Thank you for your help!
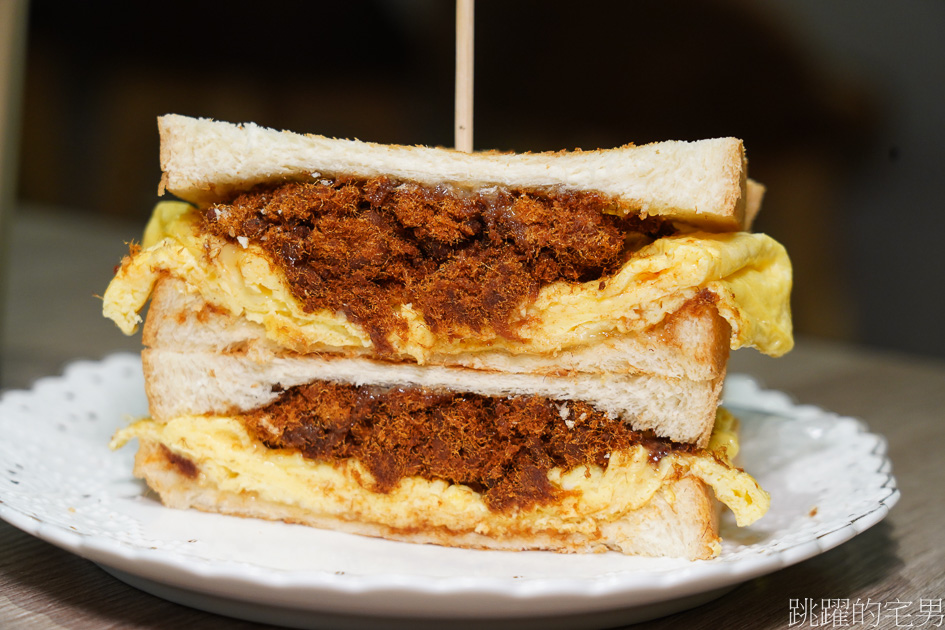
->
[0,353,900,623]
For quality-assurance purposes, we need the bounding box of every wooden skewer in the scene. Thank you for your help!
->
[455,0,474,152]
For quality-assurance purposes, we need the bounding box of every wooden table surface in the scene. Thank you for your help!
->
[2,207,943,629]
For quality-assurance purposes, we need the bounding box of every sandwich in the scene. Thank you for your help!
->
[104,114,792,560]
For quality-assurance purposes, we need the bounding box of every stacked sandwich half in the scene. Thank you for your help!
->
[104,114,792,560]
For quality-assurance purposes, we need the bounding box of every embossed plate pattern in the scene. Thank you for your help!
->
[0,354,899,628]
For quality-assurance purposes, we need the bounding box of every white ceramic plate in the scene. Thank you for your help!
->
[0,354,899,629]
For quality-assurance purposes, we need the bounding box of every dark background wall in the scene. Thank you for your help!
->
[14,0,945,358]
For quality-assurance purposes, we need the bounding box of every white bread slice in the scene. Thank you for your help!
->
[144,277,732,381]
[141,348,724,447]
[158,114,750,231]
[132,438,722,559]
[143,278,727,446]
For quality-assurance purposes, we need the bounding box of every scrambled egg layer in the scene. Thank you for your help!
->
[102,202,793,363]
[111,408,769,532]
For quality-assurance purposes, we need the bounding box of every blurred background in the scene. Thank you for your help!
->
[2,0,944,388]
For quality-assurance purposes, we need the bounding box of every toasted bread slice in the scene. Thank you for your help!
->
[130,436,723,560]
[158,114,751,231]
[143,277,732,381]
[142,277,728,446]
